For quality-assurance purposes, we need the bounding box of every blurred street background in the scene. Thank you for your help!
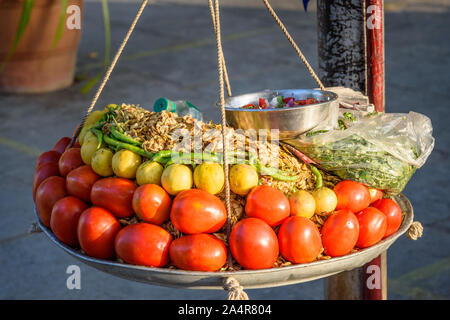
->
[0,0,449,299]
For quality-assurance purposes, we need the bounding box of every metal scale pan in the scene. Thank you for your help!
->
[36,193,413,290]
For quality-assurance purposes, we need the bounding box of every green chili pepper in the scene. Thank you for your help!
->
[90,128,104,150]
[256,164,299,182]
[110,127,141,146]
[111,116,123,133]
[91,113,108,130]
[103,135,153,158]
[92,121,105,130]
[220,150,257,165]
[164,156,191,166]
[164,157,195,167]
[227,150,298,181]
[153,151,221,164]
[343,112,356,122]
[164,151,219,167]
[151,150,175,163]
[308,164,323,189]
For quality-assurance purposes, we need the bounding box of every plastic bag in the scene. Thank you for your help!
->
[285,111,435,195]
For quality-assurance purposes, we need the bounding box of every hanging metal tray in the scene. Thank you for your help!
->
[36,193,413,290]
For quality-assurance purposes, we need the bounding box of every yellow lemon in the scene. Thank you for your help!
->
[79,110,105,146]
[229,164,259,196]
[289,190,316,219]
[312,187,338,214]
[86,110,106,126]
[91,148,114,177]
[80,132,103,165]
[161,164,193,195]
[193,162,225,195]
[112,149,142,179]
[78,125,92,146]
[136,161,164,186]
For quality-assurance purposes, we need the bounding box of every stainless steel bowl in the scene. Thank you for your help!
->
[223,89,338,140]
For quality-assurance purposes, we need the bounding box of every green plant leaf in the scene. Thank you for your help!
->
[0,0,35,72]
[81,0,111,94]
[80,72,102,94]
[51,0,69,49]
[102,0,111,69]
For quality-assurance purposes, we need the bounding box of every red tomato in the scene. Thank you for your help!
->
[170,189,227,234]
[35,176,68,228]
[278,216,322,264]
[372,199,402,237]
[33,162,60,202]
[368,187,384,204]
[50,196,88,247]
[334,180,371,213]
[90,177,136,218]
[169,234,227,271]
[259,98,267,108]
[72,139,81,149]
[305,98,317,105]
[321,209,359,257]
[53,137,72,154]
[66,165,100,202]
[355,207,387,248]
[115,223,172,267]
[58,147,83,177]
[245,185,290,227]
[229,218,279,270]
[77,206,121,259]
[35,150,61,171]
[132,184,172,225]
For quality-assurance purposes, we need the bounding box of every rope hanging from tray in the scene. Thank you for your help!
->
[208,0,232,97]
[209,0,243,300]
[69,0,150,147]
[261,0,325,91]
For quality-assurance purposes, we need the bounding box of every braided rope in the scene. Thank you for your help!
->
[70,0,149,147]
[407,221,423,240]
[212,0,233,270]
[208,0,232,97]
[28,222,43,234]
[261,0,325,90]
[223,277,249,300]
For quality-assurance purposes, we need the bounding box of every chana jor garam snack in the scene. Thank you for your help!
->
[99,104,343,270]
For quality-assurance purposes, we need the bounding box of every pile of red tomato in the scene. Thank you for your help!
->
[33,136,403,272]
[229,182,402,269]
[240,97,321,110]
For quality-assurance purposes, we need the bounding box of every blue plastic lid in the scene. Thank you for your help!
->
[153,97,176,112]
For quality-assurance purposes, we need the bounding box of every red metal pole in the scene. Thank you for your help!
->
[319,0,388,300]
[366,0,385,112]
[363,0,386,300]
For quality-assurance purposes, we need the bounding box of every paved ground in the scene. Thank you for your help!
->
[0,0,449,300]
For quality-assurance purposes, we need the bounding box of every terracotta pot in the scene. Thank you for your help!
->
[0,0,83,93]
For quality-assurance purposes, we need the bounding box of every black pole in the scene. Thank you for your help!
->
[317,0,366,93]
